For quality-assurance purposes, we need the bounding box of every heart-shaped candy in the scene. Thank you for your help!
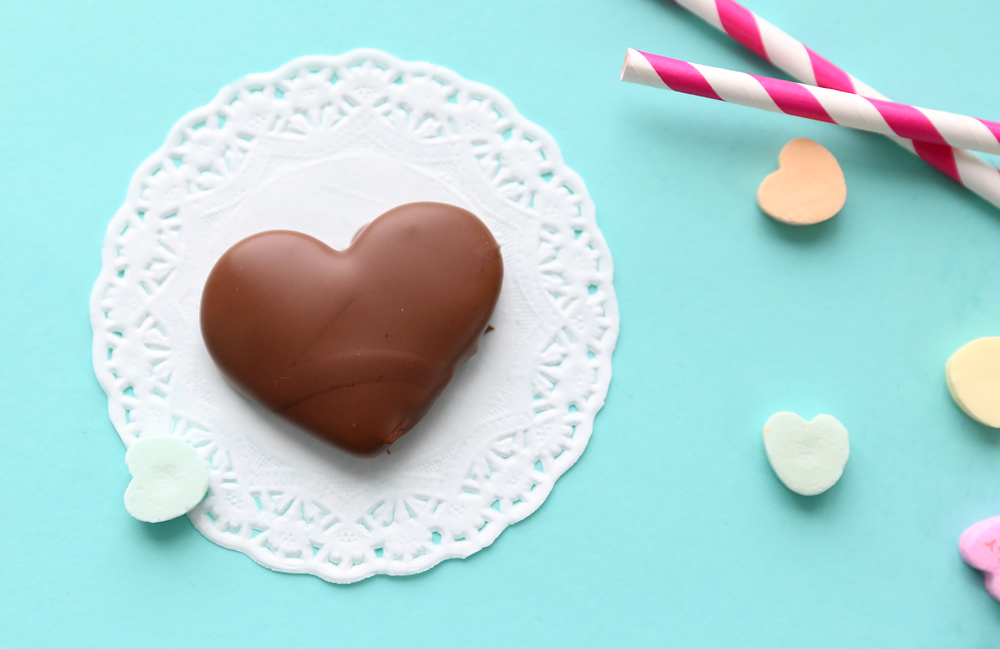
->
[124,436,209,523]
[762,412,849,496]
[960,516,1000,601]
[200,202,503,457]
[946,337,1000,428]
[758,138,846,225]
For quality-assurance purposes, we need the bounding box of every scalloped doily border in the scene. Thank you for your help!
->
[91,50,619,582]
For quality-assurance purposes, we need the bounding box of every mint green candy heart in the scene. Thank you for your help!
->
[124,436,209,523]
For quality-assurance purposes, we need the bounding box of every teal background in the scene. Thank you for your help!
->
[2,0,1000,646]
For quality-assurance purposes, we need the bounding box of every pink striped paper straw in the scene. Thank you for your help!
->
[621,50,1000,156]
[670,0,1000,209]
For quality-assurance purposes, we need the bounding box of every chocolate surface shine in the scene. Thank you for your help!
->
[200,202,503,457]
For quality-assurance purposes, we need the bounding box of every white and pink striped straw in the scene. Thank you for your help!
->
[666,0,1000,210]
[622,50,1000,157]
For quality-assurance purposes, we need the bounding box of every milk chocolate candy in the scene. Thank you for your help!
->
[200,202,503,457]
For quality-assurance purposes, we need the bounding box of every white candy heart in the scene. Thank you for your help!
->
[763,412,849,496]
[124,436,209,523]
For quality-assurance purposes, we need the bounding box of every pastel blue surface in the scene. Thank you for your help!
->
[3,0,1000,646]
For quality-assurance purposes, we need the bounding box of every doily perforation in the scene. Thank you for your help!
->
[91,49,618,582]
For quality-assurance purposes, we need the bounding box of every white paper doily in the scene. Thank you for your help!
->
[90,50,618,583]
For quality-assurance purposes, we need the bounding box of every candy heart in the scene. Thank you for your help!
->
[960,516,1000,601]
[200,202,503,457]
[946,337,1000,428]
[762,412,849,496]
[124,436,209,523]
[757,138,846,225]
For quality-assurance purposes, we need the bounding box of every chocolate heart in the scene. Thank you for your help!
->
[200,202,503,457]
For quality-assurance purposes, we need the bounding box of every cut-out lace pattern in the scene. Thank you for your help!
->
[90,50,618,583]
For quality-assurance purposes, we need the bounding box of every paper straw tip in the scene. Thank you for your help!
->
[621,48,654,85]
[621,48,641,82]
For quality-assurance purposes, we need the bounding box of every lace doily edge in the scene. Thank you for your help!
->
[88,49,621,583]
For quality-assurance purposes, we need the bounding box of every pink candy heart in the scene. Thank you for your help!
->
[960,516,1000,601]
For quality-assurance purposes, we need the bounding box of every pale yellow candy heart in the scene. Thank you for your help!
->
[758,138,846,225]
[946,337,1000,428]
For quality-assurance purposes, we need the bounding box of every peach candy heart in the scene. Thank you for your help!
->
[758,138,846,225]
